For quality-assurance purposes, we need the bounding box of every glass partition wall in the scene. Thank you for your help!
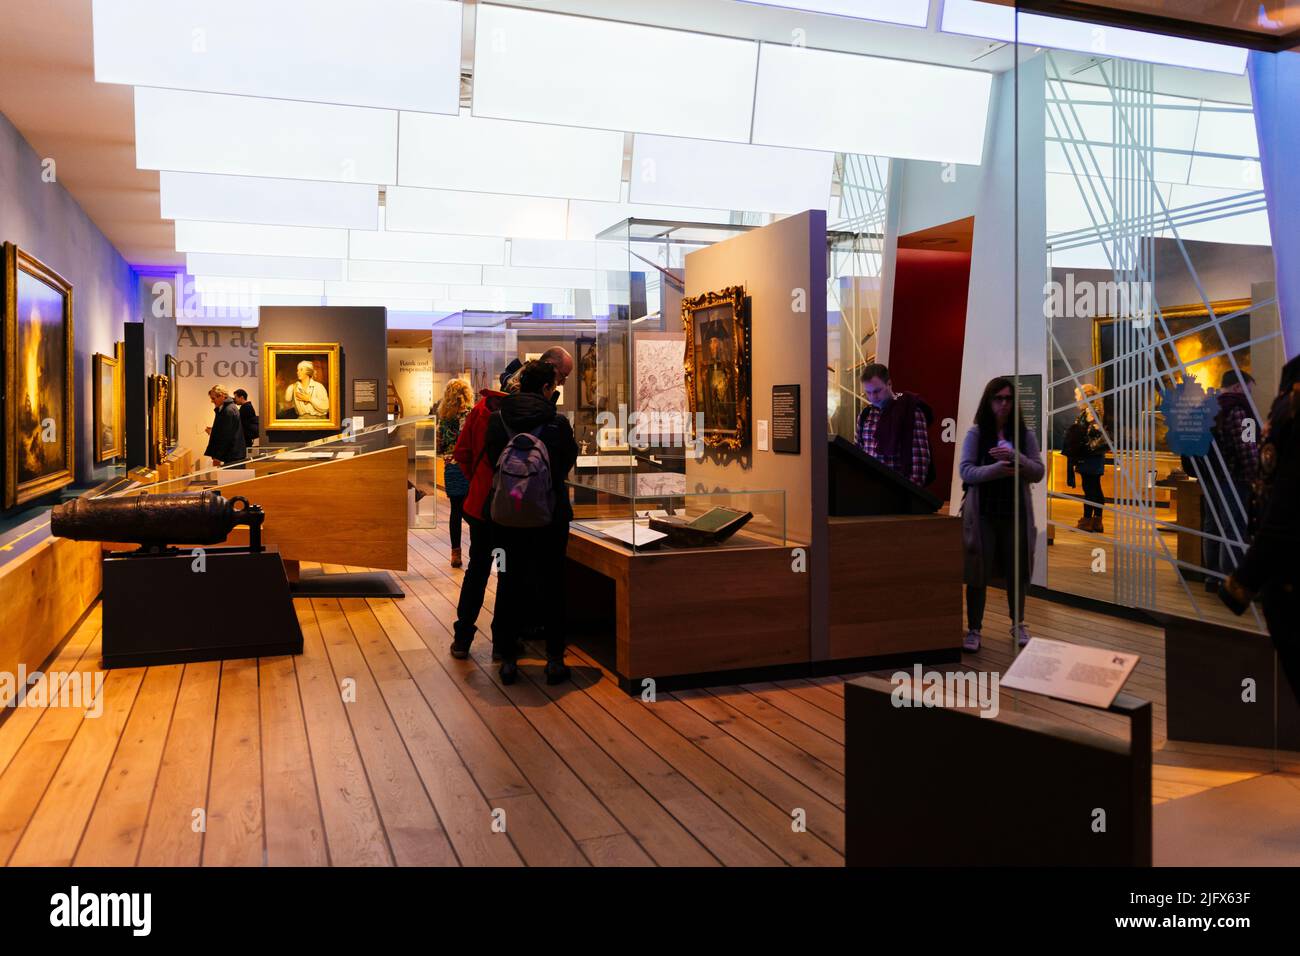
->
[1015,34,1289,769]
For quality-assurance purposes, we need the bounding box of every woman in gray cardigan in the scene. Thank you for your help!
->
[959,377,1045,652]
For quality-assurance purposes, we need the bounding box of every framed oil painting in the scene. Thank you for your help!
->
[682,285,751,451]
[93,352,122,463]
[576,336,599,410]
[263,342,341,431]
[148,373,171,468]
[165,353,179,445]
[3,243,75,508]
[1092,298,1251,454]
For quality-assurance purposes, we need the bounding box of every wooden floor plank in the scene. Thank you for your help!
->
[9,665,147,867]
[260,654,330,866]
[202,658,264,867]
[290,601,392,867]
[73,664,185,866]
[311,598,457,866]
[136,661,222,867]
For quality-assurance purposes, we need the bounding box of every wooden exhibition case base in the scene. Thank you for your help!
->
[101,547,303,668]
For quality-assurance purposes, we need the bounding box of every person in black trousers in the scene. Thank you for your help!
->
[482,360,578,685]
[203,384,246,466]
[233,388,260,449]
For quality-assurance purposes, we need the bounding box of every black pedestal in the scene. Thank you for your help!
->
[290,569,404,598]
[102,548,303,668]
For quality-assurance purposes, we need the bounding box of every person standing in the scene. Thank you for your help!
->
[1221,356,1299,702]
[1202,370,1260,589]
[203,384,246,467]
[856,363,934,487]
[1064,383,1107,533]
[959,377,1045,653]
[436,379,474,569]
[449,350,571,661]
[482,360,578,686]
[232,388,260,449]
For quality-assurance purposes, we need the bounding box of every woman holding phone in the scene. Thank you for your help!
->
[959,377,1045,652]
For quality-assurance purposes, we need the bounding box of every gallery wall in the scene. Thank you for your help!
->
[257,305,388,441]
[174,325,260,464]
[0,108,138,502]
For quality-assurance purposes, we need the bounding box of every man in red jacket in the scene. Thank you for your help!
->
[449,348,573,658]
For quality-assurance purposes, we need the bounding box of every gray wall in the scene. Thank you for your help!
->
[0,108,138,504]
[257,306,388,441]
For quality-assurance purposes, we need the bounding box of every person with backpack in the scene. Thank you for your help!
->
[856,363,935,488]
[1064,383,1107,533]
[482,359,578,685]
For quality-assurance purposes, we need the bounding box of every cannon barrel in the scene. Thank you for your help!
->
[51,492,257,547]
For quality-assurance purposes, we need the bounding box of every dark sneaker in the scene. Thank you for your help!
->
[449,639,471,660]
[500,660,518,685]
[962,629,981,653]
[545,660,571,685]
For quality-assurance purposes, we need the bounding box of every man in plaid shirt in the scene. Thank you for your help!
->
[1202,369,1260,588]
[856,363,934,488]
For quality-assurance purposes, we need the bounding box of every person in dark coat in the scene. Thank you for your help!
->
[481,360,578,686]
[203,384,247,466]
[1221,355,1300,701]
[233,388,260,448]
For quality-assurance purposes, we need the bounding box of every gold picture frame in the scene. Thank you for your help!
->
[148,374,171,468]
[93,352,123,463]
[165,353,179,445]
[682,285,750,451]
[3,242,75,508]
[262,341,342,431]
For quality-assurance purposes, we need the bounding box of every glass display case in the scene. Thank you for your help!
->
[569,473,785,552]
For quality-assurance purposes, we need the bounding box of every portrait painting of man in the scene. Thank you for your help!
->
[682,286,750,452]
[262,342,342,431]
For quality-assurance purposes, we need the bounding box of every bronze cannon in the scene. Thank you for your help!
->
[51,491,261,550]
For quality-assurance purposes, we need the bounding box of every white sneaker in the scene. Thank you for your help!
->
[1012,624,1031,648]
[962,629,982,652]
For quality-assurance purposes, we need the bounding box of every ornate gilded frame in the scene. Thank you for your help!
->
[262,341,342,431]
[165,353,179,445]
[3,242,75,508]
[93,352,123,463]
[682,285,751,451]
[148,373,171,468]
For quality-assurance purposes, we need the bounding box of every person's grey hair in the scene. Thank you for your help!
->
[209,384,230,399]
[296,360,315,376]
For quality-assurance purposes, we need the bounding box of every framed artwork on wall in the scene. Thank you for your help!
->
[93,352,123,462]
[576,336,598,410]
[262,342,342,431]
[682,285,751,452]
[165,353,179,445]
[147,373,171,468]
[3,242,75,508]
[632,331,687,445]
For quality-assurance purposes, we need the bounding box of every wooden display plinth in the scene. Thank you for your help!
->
[828,513,963,662]
[566,527,810,689]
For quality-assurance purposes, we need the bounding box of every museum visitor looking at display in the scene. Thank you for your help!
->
[855,362,934,489]
[202,384,246,467]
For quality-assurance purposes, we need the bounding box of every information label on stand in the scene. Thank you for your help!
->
[352,378,379,411]
[772,384,800,454]
[1001,373,1042,444]
[1001,638,1139,709]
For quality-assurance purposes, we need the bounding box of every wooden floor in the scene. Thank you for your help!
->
[0,517,1280,867]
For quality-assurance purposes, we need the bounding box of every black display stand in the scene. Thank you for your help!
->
[290,569,404,599]
[845,675,1152,865]
[828,436,941,515]
[102,549,302,667]
[123,323,148,469]
[1164,614,1300,750]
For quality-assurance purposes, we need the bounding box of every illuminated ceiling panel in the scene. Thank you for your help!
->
[160,172,378,230]
[385,187,569,240]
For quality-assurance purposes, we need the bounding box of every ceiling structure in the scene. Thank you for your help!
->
[0,0,1266,313]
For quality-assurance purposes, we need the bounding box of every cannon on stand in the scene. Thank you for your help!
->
[51,491,303,668]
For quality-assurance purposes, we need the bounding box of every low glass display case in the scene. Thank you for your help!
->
[568,472,785,552]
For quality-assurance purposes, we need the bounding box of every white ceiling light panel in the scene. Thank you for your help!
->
[398,111,624,201]
[325,281,449,300]
[385,187,569,240]
[737,0,929,26]
[629,135,834,213]
[940,0,1247,74]
[135,87,398,184]
[161,172,378,230]
[565,192,733,241]
[472,4,759,143]
[346,260,483,285]
[349,227,507,266]
[508,238,625,271]
[193,276,326,297]
[175,221,349,258]
[93,0,462,113]
[446,285,569,304]
[186,253,346,281]
[326,295,435,311]
[752,43,992,165]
